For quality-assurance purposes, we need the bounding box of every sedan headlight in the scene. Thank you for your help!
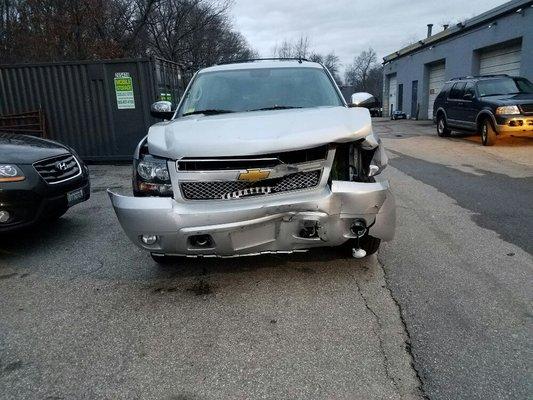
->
[0,164,25,182]
[134,156,173,197]
[495,105,520,115]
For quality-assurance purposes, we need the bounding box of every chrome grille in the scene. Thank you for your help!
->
[33,154,81,184]
[181,170,321,200]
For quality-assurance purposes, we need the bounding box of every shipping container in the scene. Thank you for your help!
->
[0,58,183,161]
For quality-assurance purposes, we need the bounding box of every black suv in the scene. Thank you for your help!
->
[433,75,533,145]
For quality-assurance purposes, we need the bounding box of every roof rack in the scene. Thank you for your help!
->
[450,74,509,81]
[217,57,310,65]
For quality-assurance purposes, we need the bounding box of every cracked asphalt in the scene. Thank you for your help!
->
[375,118,532,400]
[1,118,531,399]
[1,168,421,398]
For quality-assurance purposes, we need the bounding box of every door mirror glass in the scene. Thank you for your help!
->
[349,92,378,108]
[150,101,174,120]
[463,92,473,100]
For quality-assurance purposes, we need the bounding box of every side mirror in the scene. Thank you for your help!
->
[463,92,474,100]
[150,101,174,120]
[349,92,378,108]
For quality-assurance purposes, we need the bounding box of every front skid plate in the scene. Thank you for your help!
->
[108,180,396,256]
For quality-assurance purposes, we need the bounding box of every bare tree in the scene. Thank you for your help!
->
[344,48,383,101]
[0,0,256,72]
[272,35,310,59]
[309,52,342,85]
[345,48,377,89]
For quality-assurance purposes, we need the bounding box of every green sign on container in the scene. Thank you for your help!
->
[114,72,135,110]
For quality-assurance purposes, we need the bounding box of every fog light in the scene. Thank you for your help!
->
[141,235,158,245]
[0,210,10,223]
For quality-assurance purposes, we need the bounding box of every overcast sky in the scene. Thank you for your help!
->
[231,0,507,74]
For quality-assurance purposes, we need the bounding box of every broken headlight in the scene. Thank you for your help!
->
[367,143,388,177]
[330,136,387,182]
[134,155,173,197]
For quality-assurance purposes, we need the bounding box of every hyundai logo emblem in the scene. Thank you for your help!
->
[55,161,68,171]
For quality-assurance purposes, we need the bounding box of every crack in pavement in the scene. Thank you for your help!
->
[354,277,400,395]
[352,258,427,399]
[378,254,431,400]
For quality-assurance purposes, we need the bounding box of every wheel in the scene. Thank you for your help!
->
[341,235,382,258]
[150,253,179,265]
[360,235,381,256]
[481,119,496,146]
[436,114,451,137]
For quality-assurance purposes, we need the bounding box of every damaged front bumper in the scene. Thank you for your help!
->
[108,180,395,257]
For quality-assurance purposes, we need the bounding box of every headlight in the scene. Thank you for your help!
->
[495,105,520,115]
[368,145,388,177]
[134,156,173,197]
[0,164,25,182]
[137,161,170,181]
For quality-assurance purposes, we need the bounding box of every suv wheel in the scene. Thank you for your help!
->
[481,119,496,146]
[437,115,451,137]
[342,235,382,258]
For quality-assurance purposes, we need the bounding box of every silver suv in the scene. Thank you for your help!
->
[108,59,395,263]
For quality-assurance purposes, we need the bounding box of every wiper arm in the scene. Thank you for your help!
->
[248,106,303,112]
[183,109,234,116]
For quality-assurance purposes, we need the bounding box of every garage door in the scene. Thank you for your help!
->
[427,62,446,119]
[479,43,521,76]
[387,75,397,116]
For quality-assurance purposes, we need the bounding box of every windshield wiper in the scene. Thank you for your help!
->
[183,109,234,116]
[248,106,303,112]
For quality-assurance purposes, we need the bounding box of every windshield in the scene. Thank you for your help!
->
[177,67,343,116]
[477,77,533,96]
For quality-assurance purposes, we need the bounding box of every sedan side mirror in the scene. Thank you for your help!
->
[463,93,474,100]
[150,101,174,120]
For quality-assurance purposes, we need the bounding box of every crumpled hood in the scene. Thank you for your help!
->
[147,106,372,159]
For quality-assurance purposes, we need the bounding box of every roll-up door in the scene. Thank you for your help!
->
[427,62,446,119]
[479,43,521,76]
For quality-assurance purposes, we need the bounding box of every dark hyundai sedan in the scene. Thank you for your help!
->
[0,133,90,232]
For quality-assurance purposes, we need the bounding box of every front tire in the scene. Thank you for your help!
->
[360,235,381,256]
[342,235,382,258]
[437,114,451,137]
[481,119,496,146]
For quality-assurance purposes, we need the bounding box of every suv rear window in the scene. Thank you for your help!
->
[449,82,466,99]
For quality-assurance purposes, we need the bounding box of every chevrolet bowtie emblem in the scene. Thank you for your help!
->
[238,169,271,182]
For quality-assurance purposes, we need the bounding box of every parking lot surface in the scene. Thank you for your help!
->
[1,119,532,400]
[1,167,421,398]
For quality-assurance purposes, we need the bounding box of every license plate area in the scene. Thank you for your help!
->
[230,223,276,251]
[67,188,85,206]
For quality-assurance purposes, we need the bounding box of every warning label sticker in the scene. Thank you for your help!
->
[114,72,135,109]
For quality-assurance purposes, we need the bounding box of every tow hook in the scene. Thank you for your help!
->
[350,220,367,259]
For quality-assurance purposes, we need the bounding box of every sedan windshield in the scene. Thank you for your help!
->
[477,77,533,97]
[178,67,343,116]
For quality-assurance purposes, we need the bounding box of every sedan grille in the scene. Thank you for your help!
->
[520,104,533,114]
[181,170,321,200]
[34,154,81,184]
